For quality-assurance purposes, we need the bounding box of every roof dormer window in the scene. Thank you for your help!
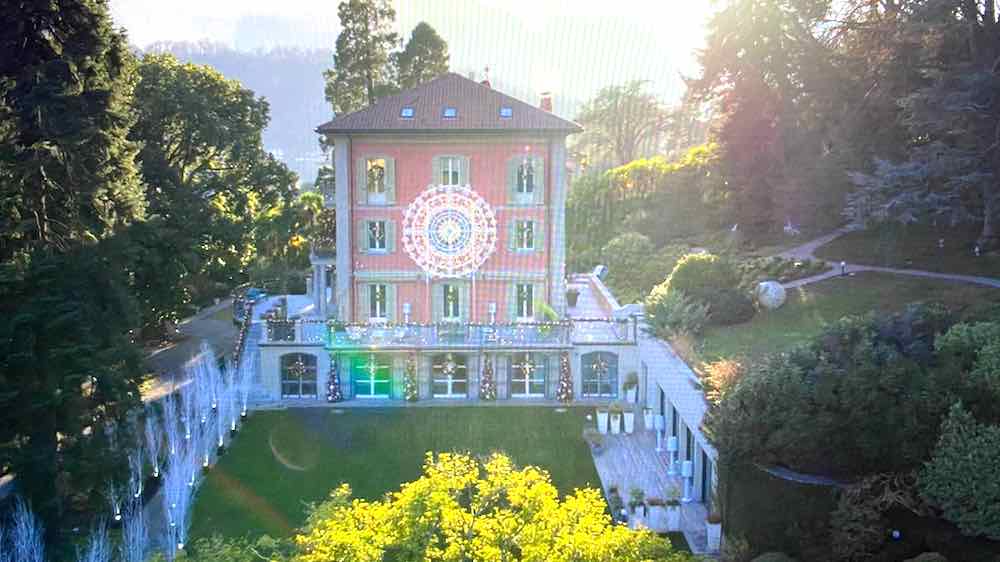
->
[400,106,414,118]
[499,106,513,118]
[442,106,458,119]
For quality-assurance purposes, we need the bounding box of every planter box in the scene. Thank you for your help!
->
[643,409,653,430]
[626,387,638,404]
[596,410,609,434]
[646,506,666,531]
[706,521,722,552]
[610,413,622,434]
[623,411,635,434]
[667,506,681,531]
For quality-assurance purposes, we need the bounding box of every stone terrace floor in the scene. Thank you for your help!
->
[589,418,710,555]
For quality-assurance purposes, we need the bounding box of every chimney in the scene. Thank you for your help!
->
[480,65,492,89]
[539,91,553,112]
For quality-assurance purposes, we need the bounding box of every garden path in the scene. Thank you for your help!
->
[775,227,1000,289]
[589,420,710,555]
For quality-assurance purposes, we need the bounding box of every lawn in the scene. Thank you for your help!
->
[814,224,1000,278]
[700,272,1000,361]
[190,406,603,539]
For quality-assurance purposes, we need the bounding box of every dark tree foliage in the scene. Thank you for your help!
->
[395,22,450,90]
[0,244,142,533]
[324,0,399,114]
[0,0,146,260]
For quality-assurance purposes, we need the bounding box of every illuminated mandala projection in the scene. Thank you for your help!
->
[402,185,498,278]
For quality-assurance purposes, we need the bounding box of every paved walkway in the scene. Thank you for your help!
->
[775,227,1000,289]
[589,418,709,554]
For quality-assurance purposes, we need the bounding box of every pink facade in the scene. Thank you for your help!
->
[349,139,553,323]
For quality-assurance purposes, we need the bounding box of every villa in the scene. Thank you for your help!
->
[244,72,717,508]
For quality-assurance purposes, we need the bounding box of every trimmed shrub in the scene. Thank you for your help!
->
[644,282,709,338]
[707,288,756,326]
[601,232,656,304]
[919,403,1000,540]
[666,253,741,303]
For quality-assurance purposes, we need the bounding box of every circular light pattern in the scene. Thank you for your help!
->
[402,185,497,278]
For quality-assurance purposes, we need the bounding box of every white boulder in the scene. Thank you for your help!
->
[756,281,787,310]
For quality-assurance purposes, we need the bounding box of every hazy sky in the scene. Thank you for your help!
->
[110,0,713,109]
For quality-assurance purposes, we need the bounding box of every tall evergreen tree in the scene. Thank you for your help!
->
[395,22,450,89]
[0,0,145,260]
[323,0,399,114]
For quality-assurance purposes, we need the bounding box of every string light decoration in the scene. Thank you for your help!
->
[402,185,497,278]
[556,352,573,403]
[327,357,343,402]
[479,355,497,401]
[404,353,419,402]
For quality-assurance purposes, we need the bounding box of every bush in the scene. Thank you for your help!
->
[707,288,756,326]
[667,253,741,303]
[750,553,797,562]
[601,232,656,304]
[919,402,1000,540]
[644,282,709,338]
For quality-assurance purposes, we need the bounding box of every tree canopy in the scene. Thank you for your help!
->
[396,22,450,90]
[324,0,399,114]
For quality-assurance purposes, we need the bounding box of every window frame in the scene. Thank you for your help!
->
[499,106,513,119]
[442,106,458,119]
[367,220,387,252]
[400,106,415,119]
[581,351,619,398]
[366,158,387,196]
[369,283,388,321]
[440,156,461,186]
[514,220,535,251]
[280,353,318,399]
[442,284,460,320]
[510,352,546,398]
[516,159,535,194]
[515,284,534,320]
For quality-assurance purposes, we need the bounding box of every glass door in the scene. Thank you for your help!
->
[431,353,467,398]
[352,354,391,398]
[510,353,546,397]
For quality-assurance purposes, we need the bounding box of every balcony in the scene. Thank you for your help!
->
[260,318,638,349]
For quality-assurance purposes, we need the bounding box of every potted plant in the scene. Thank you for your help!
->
[706,489,722,552]
[609,402,623,434]
[566,287,580,308]
[645,496,666,530]
[665,484,681,531]
[582,427,605,455]
[623,404,635,434]
[643,407,654,430]
[623,371,639,403]
[596,407,609,435]
[628,487,645,515]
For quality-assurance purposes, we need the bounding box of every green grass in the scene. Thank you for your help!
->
[700,272,1000,361]
[814,224,1000,278]
[190,407,603,539]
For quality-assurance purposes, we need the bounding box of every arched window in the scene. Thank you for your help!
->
[281,353,318,398]
[510,352,546,397]
[581,352,618,398]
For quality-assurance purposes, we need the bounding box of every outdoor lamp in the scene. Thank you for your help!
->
[654,415,665,452]
[681,460,694,503]
[666,436,679,476]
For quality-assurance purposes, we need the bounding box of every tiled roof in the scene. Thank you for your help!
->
[316,73,581,134]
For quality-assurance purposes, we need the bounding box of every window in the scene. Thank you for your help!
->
[499,106,513,118]
[432,353,467,397]
[516,284,533,319]
[369,283,387,320]
[367,220,387,251]
[582,351,618,397]
[442,106,457,118]
[510,352,546,397]
[281,353,317,398]
[516,159,535,193]
[366,158,386,194]
[400,106,414,118]
[514,220,535,250]
[685,426,694,461]
[440,156,461,186]
[442,284,460,319]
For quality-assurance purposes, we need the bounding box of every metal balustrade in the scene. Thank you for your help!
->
[260,317,639,347]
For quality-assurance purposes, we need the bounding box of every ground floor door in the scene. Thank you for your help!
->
[431,353,468,398]
[351,354,392,398]
[510,352,546,397]
[281,353,318,399]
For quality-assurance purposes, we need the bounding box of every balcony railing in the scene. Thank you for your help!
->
[262,317,638,347]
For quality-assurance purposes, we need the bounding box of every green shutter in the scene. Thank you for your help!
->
[357,284,370,323]
[533,283,544,320]
[507,220,516,251]
[355,158,367,204]
[506,157,518,204]
[459,283,471,321]
[386,284,397,322]
[533,220,544,251]
[357,221,369,254]
[386,220,396,253]
[385,157,396,203]
[506,283,517,322]
[532,156,545,205]
[432,156,443,186]
[459,156,471,185]
[432,284,443,323]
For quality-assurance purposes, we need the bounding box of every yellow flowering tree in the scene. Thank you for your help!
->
[295,452,694,562]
